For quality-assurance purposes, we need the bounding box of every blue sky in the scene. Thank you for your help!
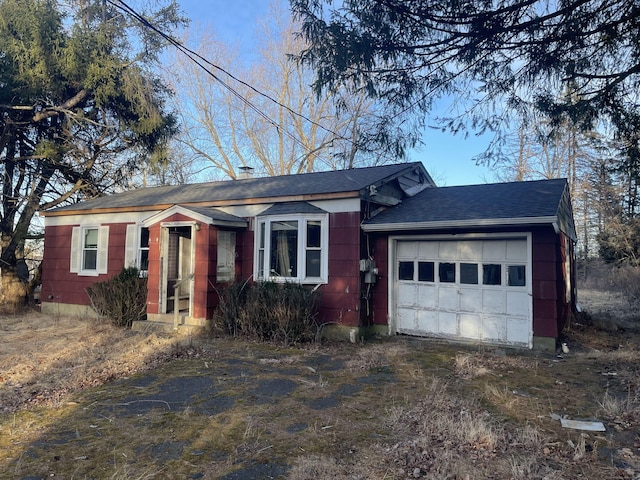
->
[176,0,495,186]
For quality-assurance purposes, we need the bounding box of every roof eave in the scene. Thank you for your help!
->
[361,216,559,232]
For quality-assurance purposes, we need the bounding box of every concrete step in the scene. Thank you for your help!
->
[131,316,208,334]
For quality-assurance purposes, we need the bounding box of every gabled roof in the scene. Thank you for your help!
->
[362,178,577,240]
[140,205,247,228]
[260,202,327,216]
[44,162,432,216]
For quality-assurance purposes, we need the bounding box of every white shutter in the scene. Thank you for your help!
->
[97,226,110,275]
[217,231,236,282]
[70,226,81,273]
[124,224,138,268]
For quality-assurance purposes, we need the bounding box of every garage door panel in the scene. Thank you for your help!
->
[394,238,532,348]
[507,291,530,316]
[482,289,506,314]
[397,308,416,331]
[460,313,481,338]
[483,240,506,261]
[418,242,438,258]
[398,284,417,307]
[397,241,419,257]
[417,309,438,332]
[459,288,482,312]
[482,316,507,341]
[439,241,458,260]
[507,317,530,344]
[458,241,482,261]
[438,286,458,310]
[439,312,458,335]
[417,284,438,308]
[506,239,527,261]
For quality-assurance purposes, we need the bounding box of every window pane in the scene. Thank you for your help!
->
[439,263,456,283]
[83,250,97,270]
[306,250,321,277]
[139,250,149,271]
[84,228,98,248]
[270,221,298,277]
[307,221,321,248]
[258,250,265,278]
[483,264,502,285]
[508,265,526,286]
[259,222,265,248]
[460,263,478,284]
[418,261,434,282]
[398,261,414,280]
[140,227,150,248]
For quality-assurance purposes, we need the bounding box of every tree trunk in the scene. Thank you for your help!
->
[1,265,28,310]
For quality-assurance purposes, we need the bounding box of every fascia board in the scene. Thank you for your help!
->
[361,216,558,232]
[141,205,247,228]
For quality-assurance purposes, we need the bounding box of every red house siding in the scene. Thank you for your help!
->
[318,211,362,326]
[41,223,127,307]
[532,227,571,338]
[368,235,389,327]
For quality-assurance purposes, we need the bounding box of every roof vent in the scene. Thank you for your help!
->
[238,166,254,179]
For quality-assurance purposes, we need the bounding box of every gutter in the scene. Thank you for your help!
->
[361,216,559,232]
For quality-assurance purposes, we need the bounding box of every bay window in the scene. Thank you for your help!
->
[255,214,328,283]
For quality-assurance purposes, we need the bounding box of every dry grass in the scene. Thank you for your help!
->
[0,310,190,412]
[2,305,640,479]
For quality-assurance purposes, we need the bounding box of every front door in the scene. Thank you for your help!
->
[160,225,194,315]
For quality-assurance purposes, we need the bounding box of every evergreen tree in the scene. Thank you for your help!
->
[0,0,184,305]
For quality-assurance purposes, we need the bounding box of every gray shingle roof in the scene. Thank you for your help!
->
[48,162,423,213]
[363,178,570,226]
[260,202,327,216]
[177,206,247,225]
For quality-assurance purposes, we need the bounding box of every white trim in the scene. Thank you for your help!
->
[254,213,329,284]
[70,226,81,273]
[363,216,558,232]
[124,224,138,268]
[141,205,246,228]
[44,211,158,227]
[74,225,109,277]
[97,226,109,274]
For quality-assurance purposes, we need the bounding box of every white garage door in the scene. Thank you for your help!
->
[394,238,532,348]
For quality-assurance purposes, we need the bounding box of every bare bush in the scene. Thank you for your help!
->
[212,281,319,345]
[86,267,147,328]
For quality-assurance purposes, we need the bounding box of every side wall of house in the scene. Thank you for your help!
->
[320,211,362,327]
[41,223,128,310]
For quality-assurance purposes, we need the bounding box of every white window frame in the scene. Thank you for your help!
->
[70,225,109,276]
[254,213,328,284]
[125,224,150,276]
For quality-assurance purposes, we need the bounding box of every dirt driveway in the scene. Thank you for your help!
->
[1,311,640,479]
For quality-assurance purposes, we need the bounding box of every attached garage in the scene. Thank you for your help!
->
[363,178,577,350]
[392,236,532,347]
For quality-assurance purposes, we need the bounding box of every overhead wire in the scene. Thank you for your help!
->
[106,0,357,170]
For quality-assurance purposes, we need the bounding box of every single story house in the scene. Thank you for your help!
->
[40,162,576,350]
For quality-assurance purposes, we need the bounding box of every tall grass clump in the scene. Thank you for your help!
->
[86,267,148,328]
[213,280,319,345]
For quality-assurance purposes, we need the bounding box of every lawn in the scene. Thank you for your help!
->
[1,294,639,479]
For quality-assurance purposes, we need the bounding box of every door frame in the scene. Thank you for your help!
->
[159,221,197,316]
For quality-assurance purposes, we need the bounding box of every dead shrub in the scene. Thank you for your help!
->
[86,267,147,328]
[212,280,319,345]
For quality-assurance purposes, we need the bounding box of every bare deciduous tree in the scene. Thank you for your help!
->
[164,2,382,180]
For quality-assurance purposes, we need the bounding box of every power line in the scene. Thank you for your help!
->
[106,0,352,167]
